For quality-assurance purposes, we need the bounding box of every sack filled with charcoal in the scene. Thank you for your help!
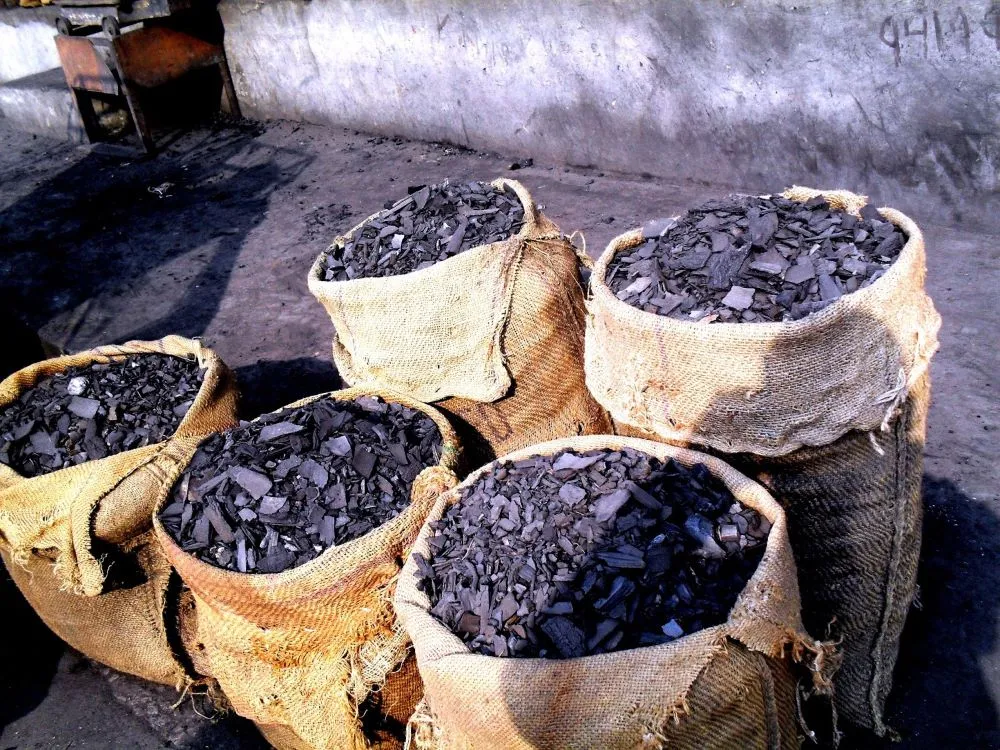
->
[584,187,941,732]
[0,336,239,686]
[307,178,610,464]
[154,387,461,750]
[395,436,834,750]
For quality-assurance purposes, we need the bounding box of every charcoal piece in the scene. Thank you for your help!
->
[0,354,205,478]
[707,245,751,291]
[322,180,526,281]
[606,193,907,323]
[353,448,376,478]
[720,286,755,311]
[817,273,842,302]
[257,549,296,574]
[748,209,779,247]
[204,502,236,543]
[230,468,273,500]
[749,249,789,276]
[540,617,586,658]
[593,489,631,522]
[661,619,685,639]
[458,612,481,636]
[298,458,329,488]
[258,496,287,515]
[419,448,766,659]
[160,397,442,575]
[259,421,305,442]
[29,432,58,456]
[784,258,816,285]
[67,396,100,420]
[326,436,352,456]
[552,452,602,473]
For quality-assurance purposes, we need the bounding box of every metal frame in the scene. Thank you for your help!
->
[55,24,240,156]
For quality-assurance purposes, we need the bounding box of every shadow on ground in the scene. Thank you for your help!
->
[876,475,1000,747]
[838,475,1000,748]
[0,122,312,347]
[0,557,63,730]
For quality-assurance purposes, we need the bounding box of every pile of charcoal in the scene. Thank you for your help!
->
[414,448,768,659]
[0,355,204,478]
[606,194,908,322]
[321,181,526,281]
[160,397,443,574]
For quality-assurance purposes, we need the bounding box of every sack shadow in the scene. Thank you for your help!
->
[840,475,1000,748]
[232,356,341,420]
[0,557,64,729]
[0,123,312,349]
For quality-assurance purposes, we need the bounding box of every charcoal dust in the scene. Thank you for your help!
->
[321,180,525,281]
[415,448,768,659]
[607,194,907,322]
[0,354,204,478]
[160,397,443,574]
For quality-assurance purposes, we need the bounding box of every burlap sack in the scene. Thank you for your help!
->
[0,336,239,686]
[153,387,462,750]
[584,188,941,732]
[395,435,834,750]
[307,178,610,462]
[733,371,930,736]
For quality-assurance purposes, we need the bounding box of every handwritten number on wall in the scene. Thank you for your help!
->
[881,6,980,64]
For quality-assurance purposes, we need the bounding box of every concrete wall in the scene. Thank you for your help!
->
[220,0,1000,229]
[0,7,59,83]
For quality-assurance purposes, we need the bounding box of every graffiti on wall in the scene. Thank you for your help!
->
[880,5,1000,64]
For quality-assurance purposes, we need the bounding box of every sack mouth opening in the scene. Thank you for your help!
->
[0,337,222,486]
[400,435,793,669]
[154,387,460,590]
[307,178,544,288]
[590,198,924,335]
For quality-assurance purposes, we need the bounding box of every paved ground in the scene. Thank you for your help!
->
[0,118,997,748]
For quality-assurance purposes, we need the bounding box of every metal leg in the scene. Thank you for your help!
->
[218,59,241,117]
[70,88,102,144]
[119,80,155,154]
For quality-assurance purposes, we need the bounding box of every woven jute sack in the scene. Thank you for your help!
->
[307,178,610,463]
[0,336,239,686]
[584,187,941,732]
[153,387,462,750]
[395,435,834,750]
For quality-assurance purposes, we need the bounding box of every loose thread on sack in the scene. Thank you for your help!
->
[875,367,908,433]
[566,230,593,270]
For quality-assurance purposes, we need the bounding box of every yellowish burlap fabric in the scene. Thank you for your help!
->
[153,388,462,750]
[308,179,610,462]
[0,336,239,686]
[396,436,832,750]
[584,188,941,732]
[585,187,940,457]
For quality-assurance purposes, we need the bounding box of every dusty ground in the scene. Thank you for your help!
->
[0,118,997,748]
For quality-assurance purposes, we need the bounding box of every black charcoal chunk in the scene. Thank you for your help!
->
[322,180,526,281]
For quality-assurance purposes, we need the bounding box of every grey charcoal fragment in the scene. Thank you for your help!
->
[259,421,305,442]
[67,396,100,420]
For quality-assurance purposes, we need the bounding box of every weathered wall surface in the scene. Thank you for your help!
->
[220,0,1000,229]
[0,8,59,83]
